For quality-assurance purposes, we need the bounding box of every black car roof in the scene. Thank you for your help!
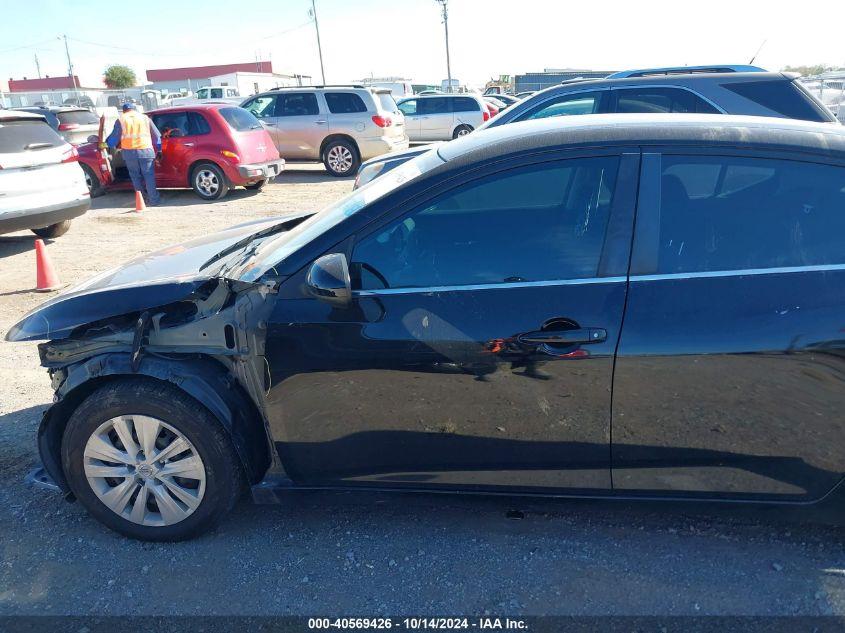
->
[532,71,796,94]
[436,114,845,165]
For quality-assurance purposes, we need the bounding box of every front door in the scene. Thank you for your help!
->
[397,99,420,139]
[612,151,845,500]
[264,152,639,491]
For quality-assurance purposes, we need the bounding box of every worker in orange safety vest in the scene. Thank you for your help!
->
[106,103,162,206]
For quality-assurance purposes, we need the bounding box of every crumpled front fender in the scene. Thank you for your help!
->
[38,352,272,496]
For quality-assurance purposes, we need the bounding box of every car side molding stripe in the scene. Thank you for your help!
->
[353,276,628,296]
[630,263,845,282]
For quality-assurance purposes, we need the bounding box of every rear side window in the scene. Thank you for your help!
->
[652,155,845,273]
[418,98,450,115]
[722,80,828,121]
[277,93,320,116]
[218,107,262,131]
[451,97,480,112]
[325,92,367,114]
[57,110,99,125]
[519,91,603,121]
[351,157,620,290]
[0,119,63,153]
[615,87,719,114]
[376,92,398,113]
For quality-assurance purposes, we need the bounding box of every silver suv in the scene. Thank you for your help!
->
[241,86,408,177]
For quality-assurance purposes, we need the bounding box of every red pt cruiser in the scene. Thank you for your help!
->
[77,104,285,201]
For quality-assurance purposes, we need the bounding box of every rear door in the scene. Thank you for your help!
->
[151,110,211,186]
[264,150,640,489]
[269,92,325,160]
[612,149,845,501]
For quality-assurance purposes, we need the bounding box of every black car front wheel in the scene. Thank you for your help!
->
[191,162,230,201]
[61,379,244,541]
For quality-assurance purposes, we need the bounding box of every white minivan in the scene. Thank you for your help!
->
[0,110,90,238]
[396,94,489,142]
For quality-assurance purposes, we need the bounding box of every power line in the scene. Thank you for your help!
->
[0,38,56,55]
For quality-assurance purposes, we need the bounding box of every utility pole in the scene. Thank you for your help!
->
[34,53,42,79]
[61,35,79,100]
[310,0,326,85]
[435,0,453,92]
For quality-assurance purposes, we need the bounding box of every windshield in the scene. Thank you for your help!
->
[231,149,445,281]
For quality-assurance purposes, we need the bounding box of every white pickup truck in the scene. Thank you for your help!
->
[170,86,243,106]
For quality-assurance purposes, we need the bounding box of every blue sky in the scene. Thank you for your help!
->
[3,0,845,90]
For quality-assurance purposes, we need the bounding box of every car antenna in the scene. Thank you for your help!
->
[749,39,767,65]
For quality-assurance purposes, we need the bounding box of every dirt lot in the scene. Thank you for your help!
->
[1,167,845,616]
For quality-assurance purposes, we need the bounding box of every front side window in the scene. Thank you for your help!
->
[654,155,845,274]
[210,88,223,99]
[351,157,620,290]
[196,89,208,99]
[615,87,719,114]
[519,91,603,121]
[277,93,319,116]
[242,95,277,118]
[325,92,368,114]
[398,100,417,116]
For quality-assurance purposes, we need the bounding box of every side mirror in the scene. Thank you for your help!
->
[306,253,352,306]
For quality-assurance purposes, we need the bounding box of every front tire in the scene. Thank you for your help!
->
[32,220,71,239]
[191,162,229,200]
[323,139,360,177]
[62,379,243,541]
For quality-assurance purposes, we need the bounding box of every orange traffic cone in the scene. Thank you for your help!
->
[34,239,62,292]
[134,190,146,212]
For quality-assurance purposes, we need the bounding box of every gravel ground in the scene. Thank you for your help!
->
[1,166,844,617]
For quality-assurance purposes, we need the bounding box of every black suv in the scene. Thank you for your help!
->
[8,114,845,539]
[355,65,837,188]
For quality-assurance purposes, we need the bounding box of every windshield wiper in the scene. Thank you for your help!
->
[199,216,312,272]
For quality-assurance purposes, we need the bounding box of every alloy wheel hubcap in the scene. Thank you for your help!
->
[458,127,470,136]
[83,415,206,526]
[196,170,219,196]
[327,146,353,173]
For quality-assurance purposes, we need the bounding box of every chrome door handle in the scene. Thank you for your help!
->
[518,328,607,346]
[316,120,327,125]
[182,142,195,147]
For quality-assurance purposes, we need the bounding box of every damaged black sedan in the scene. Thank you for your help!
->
[9,114,845,540]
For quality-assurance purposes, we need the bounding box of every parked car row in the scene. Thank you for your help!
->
[355,65,840,188]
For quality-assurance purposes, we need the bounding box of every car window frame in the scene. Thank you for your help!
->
[347,148,639,295]
[609,85,725,115]
[242,94,278,119]
[512,88,611,123]
[276,92,321,117]
[630,146,845,277]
